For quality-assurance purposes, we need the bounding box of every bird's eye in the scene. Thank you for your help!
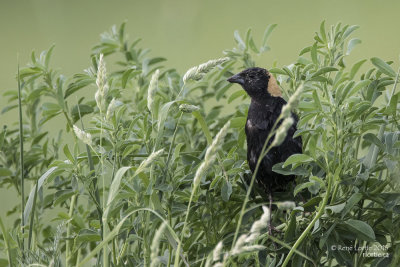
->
[248,74,255,79]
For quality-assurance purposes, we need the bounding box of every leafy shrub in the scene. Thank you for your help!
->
[0,21,399,266]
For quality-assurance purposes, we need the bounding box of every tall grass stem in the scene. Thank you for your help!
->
[17,62,25,252]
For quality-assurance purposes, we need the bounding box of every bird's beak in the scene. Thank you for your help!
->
[227,73,244,85]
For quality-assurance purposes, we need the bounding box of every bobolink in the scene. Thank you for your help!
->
[228,67,302,204]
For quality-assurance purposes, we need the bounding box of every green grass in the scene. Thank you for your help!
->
[0,21,399,266]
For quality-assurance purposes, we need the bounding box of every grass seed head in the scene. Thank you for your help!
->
[150,221,167,267]
[135,149,164,175]
[271,117,294,147]
[95,54,109,113]
[193,122,230,188]
[73,125,92,146]
[183,57,229,83]
[213,241,223,262]
[106,98,118,120]
[147,69,160,112]
[179,104,200,113]
[281,84,304,118]
[246,206,270,243]
[205,121,230,162]
[232,206,269,255]
[277,201,296,210]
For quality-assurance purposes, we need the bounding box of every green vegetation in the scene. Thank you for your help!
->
[0,22,399,266]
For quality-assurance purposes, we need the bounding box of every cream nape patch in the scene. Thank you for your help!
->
[267,74,282,97]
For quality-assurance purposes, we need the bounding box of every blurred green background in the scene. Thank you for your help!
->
[0,0,399,226]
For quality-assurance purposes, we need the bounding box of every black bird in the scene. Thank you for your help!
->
[227,67,302,208]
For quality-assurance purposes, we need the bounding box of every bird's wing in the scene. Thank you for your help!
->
[245,118,275,172]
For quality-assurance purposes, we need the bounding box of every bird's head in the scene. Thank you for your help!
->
[227,67,282,99]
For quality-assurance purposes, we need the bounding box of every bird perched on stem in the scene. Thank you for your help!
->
[227,67,302,215]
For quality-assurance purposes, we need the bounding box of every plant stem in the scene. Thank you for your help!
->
[230,150,267,249]
[110,145,118,265]
[28,178,39,250]
[330,128,339,205]
[66,194,77,267]
[354,135,361,160]
[330,183,339,205]
[163,113,183,261]
[116,239,128,265]
[282,171,334,267]
[164,112,183,182]
[17,63,25,253]
[0,217,13,267]
[100,117,109,267]
[77,103,103,240]
[75,248,81,267]
[167,203,173,267]
[174,189,194,266]
[112,239,117,265]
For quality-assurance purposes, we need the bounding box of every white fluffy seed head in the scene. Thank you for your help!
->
[231,206,269,256]
[277,201,296,210]
[73,125,93,146]
[231,234,247,255]
[271,117,294,147]
[96,54,107,90]
[280,84,304,119]
[183,57,229,83]
[233,245,265,255]
[135,149,164,176]
[179,104,200,113]
[246,206,270,243]
[193,161,207,190]
[280,104,291,119]
[250,206,270,235]
[147,69,160,112]
[193,121,230,190]
[231,236,264,255]
[95,54,109,113]
[213,241,223,262]
[205,122,230,162]
[287,84,303,107]
[106,98,118,120]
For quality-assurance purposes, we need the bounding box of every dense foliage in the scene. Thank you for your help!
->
[0,22,399,266]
